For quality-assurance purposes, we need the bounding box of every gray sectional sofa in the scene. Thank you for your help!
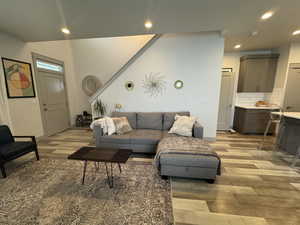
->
[94,111,204,153]
[93,111,220,182]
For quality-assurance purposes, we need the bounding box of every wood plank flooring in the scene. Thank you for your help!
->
[172,133,300,225]
[18,129,300,225]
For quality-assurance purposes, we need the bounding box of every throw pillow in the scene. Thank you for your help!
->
[105,117,116,135]
[168,114,196,137]
[112,117,132,135]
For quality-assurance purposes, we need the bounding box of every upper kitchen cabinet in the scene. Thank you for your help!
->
[237,54,279,92]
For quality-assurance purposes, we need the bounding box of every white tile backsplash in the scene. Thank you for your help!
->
[236,93,269,106]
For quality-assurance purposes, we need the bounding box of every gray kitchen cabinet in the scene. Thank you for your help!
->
[237,54,279,92]
[233,107,276,134]
[277,116,300,155]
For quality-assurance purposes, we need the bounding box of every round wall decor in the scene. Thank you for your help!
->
[125,81,134,91]
[174,80,184,89]
[82,75,102,96]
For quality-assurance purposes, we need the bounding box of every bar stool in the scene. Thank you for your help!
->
[258,109,283,150]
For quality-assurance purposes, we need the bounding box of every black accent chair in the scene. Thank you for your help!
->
[0,125,39,178]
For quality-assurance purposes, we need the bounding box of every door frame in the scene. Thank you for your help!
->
[217,72,235,131]
[31,52,71,136]
[282,63,300,111]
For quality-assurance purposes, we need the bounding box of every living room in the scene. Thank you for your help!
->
[1,1,300,225]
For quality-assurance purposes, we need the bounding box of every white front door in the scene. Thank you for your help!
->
[217,72,234,130]
[40,71,70,135]
[33,54,70,136]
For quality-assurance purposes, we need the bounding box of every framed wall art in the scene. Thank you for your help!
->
[1,57,36,98]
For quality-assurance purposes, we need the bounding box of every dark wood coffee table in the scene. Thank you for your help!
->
[68,147,132,188]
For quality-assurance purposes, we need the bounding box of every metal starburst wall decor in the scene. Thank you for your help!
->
[142,72,166,97]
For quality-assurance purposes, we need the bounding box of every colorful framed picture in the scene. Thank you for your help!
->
[1,57,36,98]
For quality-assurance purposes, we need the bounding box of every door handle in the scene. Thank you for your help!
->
[44,108,48,111]
[286,106,292,110]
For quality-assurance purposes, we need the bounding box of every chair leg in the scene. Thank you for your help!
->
[0,164,7,178]
[259,119,272,150]
[34,147,40,161]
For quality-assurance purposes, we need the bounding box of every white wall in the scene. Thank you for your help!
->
[70,35,153,112]
[0,33,80,136]
[0,32,153,136]
[0,32,44,136]
[278,42,300,107]
[289,42,300,63]
[266,44,290,105]
[96,33,224,139]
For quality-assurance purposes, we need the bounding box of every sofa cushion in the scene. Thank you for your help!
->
[160,154,219,168]
[111,112,137,129]
[163,112,190,130]
[137,112,163,130]
[130,129,163,145]
[0,142,35,159]
[99,133,131,144]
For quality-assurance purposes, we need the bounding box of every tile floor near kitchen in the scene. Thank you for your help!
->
[36,129,300,225]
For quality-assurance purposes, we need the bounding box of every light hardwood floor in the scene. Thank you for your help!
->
[31,129,300,225]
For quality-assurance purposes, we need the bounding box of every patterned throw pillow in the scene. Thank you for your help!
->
[112,117,132,135]
[168,114,196,137]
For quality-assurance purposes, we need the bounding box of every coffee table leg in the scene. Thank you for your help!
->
[105,162,114,188]
[118,163,122,173]
[82,160,88,185]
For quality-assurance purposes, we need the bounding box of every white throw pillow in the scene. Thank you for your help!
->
[105,117,116,135]
[168,114,196,137]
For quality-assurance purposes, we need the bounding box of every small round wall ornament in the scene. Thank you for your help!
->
[125,81,134,91]
[174,80,184,89]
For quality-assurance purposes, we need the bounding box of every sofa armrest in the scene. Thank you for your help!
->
[193,122,204,139]
[93,125,104,147]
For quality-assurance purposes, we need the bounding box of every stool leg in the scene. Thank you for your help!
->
[291,146,300,168]
[259,119,272,150]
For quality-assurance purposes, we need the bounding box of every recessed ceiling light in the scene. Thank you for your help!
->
[261,11,274,20]
[61,28,70,34]
[292,30,300,36]
[144,21,153,29]
[251,31,259,36]
[234,44,242,49]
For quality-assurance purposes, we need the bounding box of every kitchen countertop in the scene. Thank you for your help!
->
[235,105,280,110]
[271,112,300,120]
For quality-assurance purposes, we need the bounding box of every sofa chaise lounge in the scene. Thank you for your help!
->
[93,111,220,182]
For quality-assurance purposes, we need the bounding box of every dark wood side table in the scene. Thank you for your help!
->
[68,147,132,188]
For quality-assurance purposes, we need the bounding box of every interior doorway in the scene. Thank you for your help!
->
[283,63,300,112]
[32,53,70,136]
[217,72,235,130]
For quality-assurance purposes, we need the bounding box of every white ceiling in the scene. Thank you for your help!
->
[1,0,300,51]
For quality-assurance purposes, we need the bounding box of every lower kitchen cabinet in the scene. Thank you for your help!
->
[233,106,276,134]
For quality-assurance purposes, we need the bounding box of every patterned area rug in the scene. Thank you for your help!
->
[0,159,173,225]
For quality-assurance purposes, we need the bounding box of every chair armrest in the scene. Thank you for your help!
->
[93,125,104,147]
[13,136,37,145]
[193,122,204,139]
